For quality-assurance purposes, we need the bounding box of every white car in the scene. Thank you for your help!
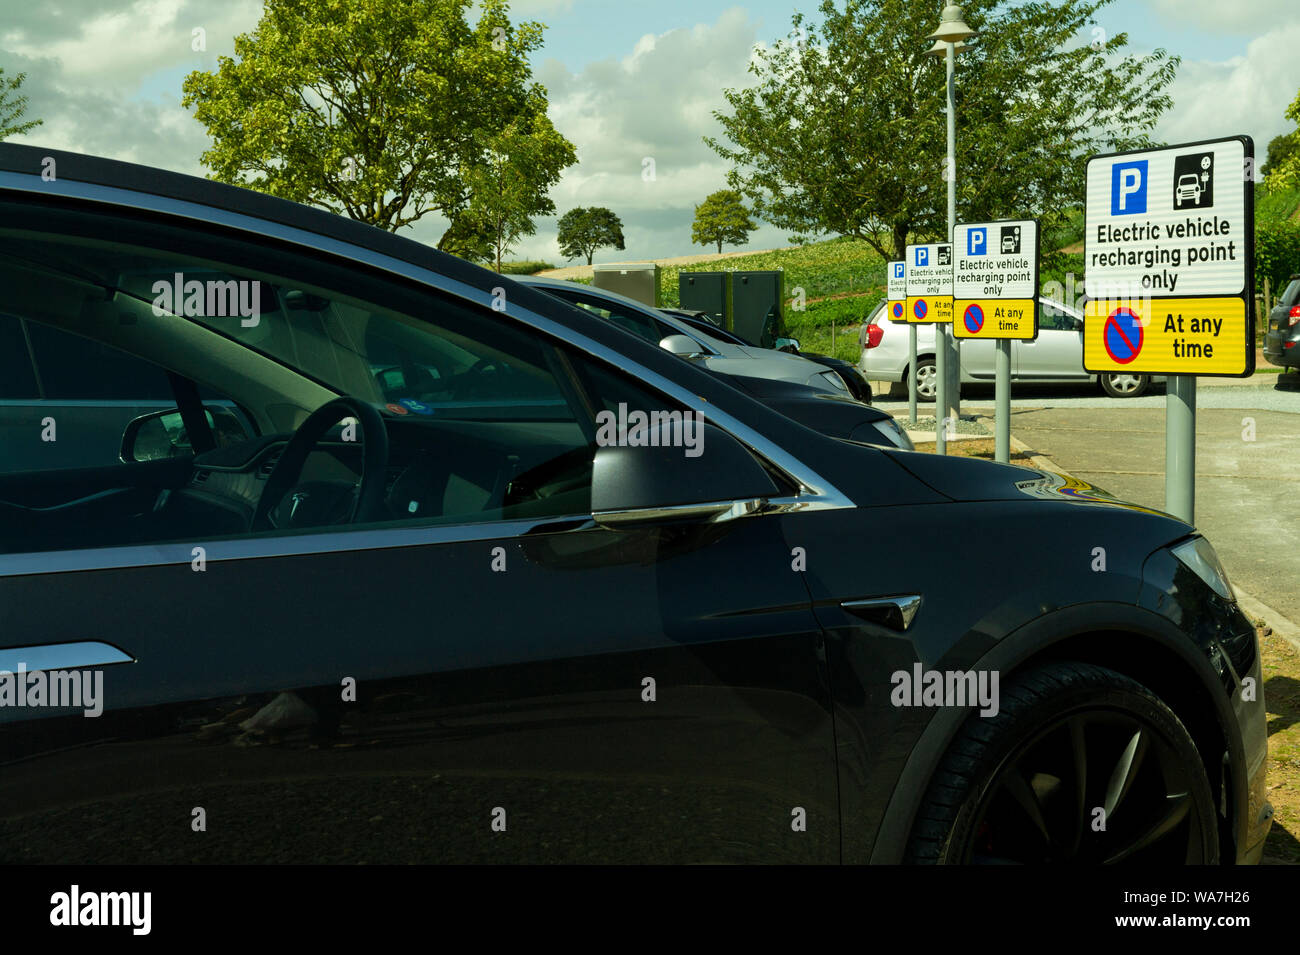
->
[517,276,852,395]
[859,297,1158,399]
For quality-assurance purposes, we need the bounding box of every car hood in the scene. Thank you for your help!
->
[879,448,1191,523]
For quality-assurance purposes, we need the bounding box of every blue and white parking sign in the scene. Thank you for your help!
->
[1110,160,1148,215]
[967,227,987,256]
[915,247,929,267]
[892,262,904,279]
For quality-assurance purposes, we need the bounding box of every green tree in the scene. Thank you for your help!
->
[455,119,576,271]
[1269,90,1300,187]
[706,0,1179,262]
[1260,133,1296,182]
[0,68,42,141]
[556,207,625,264]
[691,189,758,253]
[181,0,576,239]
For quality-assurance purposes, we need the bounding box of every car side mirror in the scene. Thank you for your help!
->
[775,337,801,353]
[659,334,706,359]
[121,406,252,463]
[591,419,781,529]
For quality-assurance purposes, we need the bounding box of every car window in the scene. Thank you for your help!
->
[0,315,249,474]
[1282,279,1300,307]
[0,314,38,399]
[1040,302,1078,331]
[0,211,709,551]
[548,288,671,344]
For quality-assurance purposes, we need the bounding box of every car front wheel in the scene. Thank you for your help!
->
[1099,373,1150,398]
[913,358,937,403]
[906,662,1219,864]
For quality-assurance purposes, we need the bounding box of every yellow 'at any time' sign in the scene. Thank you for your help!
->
[954,299,1036,338]
[1083,297,1249,376]
[905,295,953,324]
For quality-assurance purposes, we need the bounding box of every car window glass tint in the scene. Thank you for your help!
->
[0,314,38,399]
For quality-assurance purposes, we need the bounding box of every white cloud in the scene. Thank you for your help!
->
[1147,0,1299,34]
[507,8,785,262]
[1156,23,1300,155]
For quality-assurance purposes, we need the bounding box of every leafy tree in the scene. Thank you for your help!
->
[556,207,625,264]
[691,189,758,253]
[181,0,576,239]
[0,68,42,141]
[454,119,576,271]
[1260,133,1296,182]
[1268,89,1300,187]
[706,0,1179,263]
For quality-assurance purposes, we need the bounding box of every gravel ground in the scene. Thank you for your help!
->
[904,416,991,436]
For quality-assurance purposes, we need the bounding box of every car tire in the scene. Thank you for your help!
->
[913,358,938,403]
[1099,373,1150,398]
[905,662,1219,865]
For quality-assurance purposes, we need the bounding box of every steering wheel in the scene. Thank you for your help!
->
[252,397,390,532]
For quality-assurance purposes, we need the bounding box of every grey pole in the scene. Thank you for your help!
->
[1165,374,1196,523]
[995,338,1010,462]
[936,322,948,452]
[945,39,961,425]
[908,323,918,425]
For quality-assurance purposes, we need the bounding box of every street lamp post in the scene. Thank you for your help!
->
[926,5,975,453]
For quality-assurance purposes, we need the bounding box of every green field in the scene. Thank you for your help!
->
[1257,183,1300,225]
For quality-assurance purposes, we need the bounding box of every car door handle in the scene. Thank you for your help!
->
[593,497,769,529]
[0,641,134,673]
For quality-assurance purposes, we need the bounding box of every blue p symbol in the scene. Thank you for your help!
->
[1111,160,1148,215]
[893,263,904,278]
[916,248,929,266]
[968,228,987,256]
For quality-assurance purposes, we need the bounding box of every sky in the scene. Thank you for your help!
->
[2,0,1298,264]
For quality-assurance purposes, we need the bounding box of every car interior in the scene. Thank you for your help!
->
[0,228,651,556]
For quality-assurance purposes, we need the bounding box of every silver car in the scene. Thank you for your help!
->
[517,276,853,395]
[858,297,1158,400]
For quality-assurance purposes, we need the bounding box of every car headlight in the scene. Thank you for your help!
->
[871,417,914,451]
[1171,536,1234,602]
[816,370,850,393]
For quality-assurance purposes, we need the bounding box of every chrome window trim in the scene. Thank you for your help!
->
[0,517,593,578]
[0,641,134,672]
[0,173,855,577]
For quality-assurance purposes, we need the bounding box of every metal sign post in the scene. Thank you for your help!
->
[953,219,1041,464]
[904,242,955,450]
[1083,136,1255,524]
[1166,375,1196,519]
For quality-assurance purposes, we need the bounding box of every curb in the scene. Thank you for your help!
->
[1235,589,1300,658]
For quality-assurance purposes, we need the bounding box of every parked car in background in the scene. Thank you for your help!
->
[859,297,1162,400]
[516,276,854,396]
[661,306,873,403]
[1263,273,1300,371]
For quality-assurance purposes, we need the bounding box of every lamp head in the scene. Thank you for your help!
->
[926,4,977,43]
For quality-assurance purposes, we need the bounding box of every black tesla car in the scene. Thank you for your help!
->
[0,145,1269,864]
